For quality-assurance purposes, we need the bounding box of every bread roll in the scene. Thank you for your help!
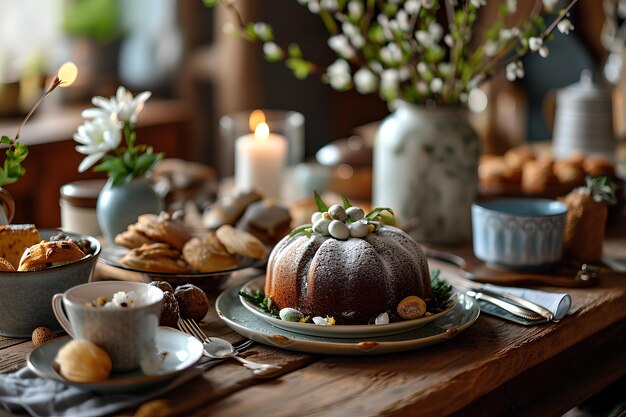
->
[54,340,112,383]
[18,241,85,271]
[0,224,41,269]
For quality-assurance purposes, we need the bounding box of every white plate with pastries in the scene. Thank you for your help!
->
[237,277,458,339]
[27,327,203,394]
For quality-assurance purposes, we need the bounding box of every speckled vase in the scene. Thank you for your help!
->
[96,177,163,244]
[373,102,481,244]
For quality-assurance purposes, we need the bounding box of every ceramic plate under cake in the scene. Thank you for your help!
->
[27,327,203,394]
[217,285,479,355]
[99,244,264,279]
[238,277,458,338]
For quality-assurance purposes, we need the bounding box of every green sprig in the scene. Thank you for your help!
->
[0,136,28,186]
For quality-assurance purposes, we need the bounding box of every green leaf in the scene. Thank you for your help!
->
[365,207,395,221]
[288,43,302,58]
[340,195,352,209]
[313,190,329,212]
[202,0,220,6]
[0,136,11,145]
[289,224,314,237]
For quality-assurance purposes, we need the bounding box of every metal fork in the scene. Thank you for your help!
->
[178,318,281,375]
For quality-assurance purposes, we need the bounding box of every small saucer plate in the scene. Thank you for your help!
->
[238,277,458,338]
[217,285,480,355]
[27,327,203,394]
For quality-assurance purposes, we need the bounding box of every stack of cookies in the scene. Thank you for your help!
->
[115,212,268,273]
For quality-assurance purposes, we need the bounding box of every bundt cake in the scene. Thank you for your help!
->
[264,201,432,325]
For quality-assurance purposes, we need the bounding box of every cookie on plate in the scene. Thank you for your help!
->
[215,225,268,260]
[121,243,190,273]
[182,232,238,273]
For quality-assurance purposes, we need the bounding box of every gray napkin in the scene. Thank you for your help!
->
[0,365,207,417]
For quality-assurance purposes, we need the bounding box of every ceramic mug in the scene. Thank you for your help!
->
[52,281,163,372]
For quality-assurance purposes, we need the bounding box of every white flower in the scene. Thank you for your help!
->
[342,22,359,38]
[542,0,558,12]
[398,66,411,81]
[483,41,498,57]
[416,62,429,75]
[308,0,320,13]
[528,37,543,51]
[312,316,329,325]
[354,67,378,94]
[471,0,486,7]
[539,46,549,58]
[405,0,420,14]
[428,22,443,42]
[83,86,151,124]
[253,22,271,40]
[396,10,410,31]
[263,42,282,60]
[375,312,389,325]
[415,30,432,46]
[416,81,429,94]
[420,0,433,8]
[507,0,517,13]
[74,117,123,173]
[505,61,524,81]
[351,34,365,49]
[347,1,363,18]
[328,34,355,59]
[321,0,338,11]
[380,69,400,95]
[430,77,443,93]
[499,28,513,40]
[444,34,454,47]
[380,43,403,64]
[326,59,352,90]
[557,19,574,35]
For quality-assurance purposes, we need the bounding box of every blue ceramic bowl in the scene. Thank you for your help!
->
[471,199,567,270]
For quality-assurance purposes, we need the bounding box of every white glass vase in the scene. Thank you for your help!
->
[372,102,480,244]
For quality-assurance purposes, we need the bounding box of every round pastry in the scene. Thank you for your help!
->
[582,156,615,177]
[236,199,292,245]
[54,340,112,383]
[0,257,15,271]
[265,212,432,325]
[121,243,190,273]
[554,161,586,188]
[216,225,268,260]
[18,241,85,271]
[149,280,174,293]
[174,284,209,322]
[114,225,156,249]
[133,213,192,250]
[160,291,180,327]
[182,233,238,272]
[503,145,535,171]
[521,158,558,195]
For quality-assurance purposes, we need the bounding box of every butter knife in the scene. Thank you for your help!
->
[466,290,544,321]
[477,287,555,321]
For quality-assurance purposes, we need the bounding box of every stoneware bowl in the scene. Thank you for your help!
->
[0,230,101,338]
[471,199,568,270]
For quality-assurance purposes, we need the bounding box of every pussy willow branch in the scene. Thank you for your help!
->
[14,76,63,141]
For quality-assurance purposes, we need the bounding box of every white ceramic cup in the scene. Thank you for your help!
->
[52,281,163,372]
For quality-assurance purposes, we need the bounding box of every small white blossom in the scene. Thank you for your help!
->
[320,0,338,10]
[263,42,282,60]
[428,22,443,43]
[253,22,271,40]
[328,34,355,58]
[539,46,549,58]
[416,62,428,75]
[471,0,486,7]
[74,117,123,173]
[351,34,365,49]
[420,0,434,9]
[499,28,513,40]
[483,41,498,57]
[430,77,443,93]
[312,316,331,325]
[354,67,378,94]
[326,59,352,90]
[542,0,558,12]
[308,0,320,13]
[415,30,432,46]
[380,43,403,64]
[444,34,454,47]
[83,86,151,124]
[506,61,524,81]
[557,19,574,35]
[398,66,411,81]
[416,81,429,94]
[342,22,358,38]
[511,27,521,37]
[528,37,543,51]
[507,0,517,13]
[347,1,363,18]
[380,69,400,95]
[375,312,390,325]
[396,10,410,31]
[405,0,420,14]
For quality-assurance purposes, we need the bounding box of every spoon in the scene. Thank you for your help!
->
[201,337,281,375]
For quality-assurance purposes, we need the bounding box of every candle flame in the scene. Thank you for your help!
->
[254,122,270,141]
[57,62,78,87]
[249,110,266,132]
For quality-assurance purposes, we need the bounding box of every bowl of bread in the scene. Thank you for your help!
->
[0,225,101,337]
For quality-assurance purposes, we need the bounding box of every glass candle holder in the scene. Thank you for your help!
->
[219,109,305,179]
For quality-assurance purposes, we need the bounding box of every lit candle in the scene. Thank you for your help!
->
[235,118,288,199]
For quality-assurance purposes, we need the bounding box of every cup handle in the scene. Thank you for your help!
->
[52,294,73,337]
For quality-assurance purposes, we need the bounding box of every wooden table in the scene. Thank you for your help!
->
[1,236,626,417]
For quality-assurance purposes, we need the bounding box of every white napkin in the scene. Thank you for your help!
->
[483,284,572,321]
[0,365,206,417]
